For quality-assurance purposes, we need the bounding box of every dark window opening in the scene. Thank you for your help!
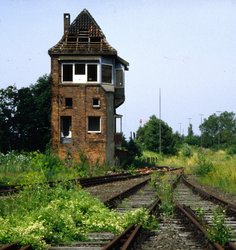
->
[79,37,89,42]
[93,98,100,107]
[102,65,112,83]
[87,65,97,81]
[65,98,73,108]
[75,64,85,75]
[116,69,124,86]
[63,64,73,82]
[90,37,101,43]
[61,116,72,143]
[67,36,77,42]
[88,116,101,132]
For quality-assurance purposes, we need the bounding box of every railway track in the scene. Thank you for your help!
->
[127,175,236,250]
[174,176,236,248]
[0,166,179,196]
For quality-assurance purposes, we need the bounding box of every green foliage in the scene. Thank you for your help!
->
[194,152,214,176]
[207,208,232,245]
[200,111,236,149]
[151,172,174,217]
[0,151,118,185]
[0,182,156,249]
[180,143,193,158]
[226,144,236,156]
[0,75,51,152]
[136,115,177,155]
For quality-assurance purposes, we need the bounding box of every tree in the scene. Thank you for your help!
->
[184,123,200,146]
[0,85,18,151]
[136,115,177,154]
[0,75,51,152]
[200,111,236,148]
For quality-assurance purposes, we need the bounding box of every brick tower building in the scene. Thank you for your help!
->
[48,9,129,164]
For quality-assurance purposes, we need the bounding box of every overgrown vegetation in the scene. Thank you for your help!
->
[145,147,236,195]
[195,207,232,245]
[151,172,175,217]
[0,181,156,249]
[0,151,115,185]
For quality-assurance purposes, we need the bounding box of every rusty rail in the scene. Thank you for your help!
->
[176,203,225,250]
[182,175,236,213]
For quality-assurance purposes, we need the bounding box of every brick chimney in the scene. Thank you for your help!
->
[64,13,70,34]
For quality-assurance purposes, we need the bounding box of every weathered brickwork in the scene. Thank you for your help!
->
[48,9,128,164]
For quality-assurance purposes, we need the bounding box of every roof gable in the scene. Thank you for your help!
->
[49,9,117,55]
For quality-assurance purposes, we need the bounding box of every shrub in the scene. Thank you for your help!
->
[180,144,192,158]
[207,208,232,245]
[194,153,214,176]
[0,182,157,249]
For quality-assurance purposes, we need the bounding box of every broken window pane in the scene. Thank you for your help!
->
[61,116,72,143]
[87,64,97,81]
[63,64,73,82]
[75,64,85,75]
[88,116,101,132]
[102,65,112,83]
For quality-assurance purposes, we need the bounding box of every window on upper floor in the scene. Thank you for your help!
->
[75,64,85,75]
[62,63,98,83]
[102,64,112,83]
[116,69,124,86]
[63,64,73,82]
[87,64,97,82]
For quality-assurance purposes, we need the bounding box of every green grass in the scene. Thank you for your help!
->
[0,151,115,185]
[143,148,236,195]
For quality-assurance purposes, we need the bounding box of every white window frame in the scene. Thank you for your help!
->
[87,116,101,133]
[61,63,99,84]
[92,98,101,108]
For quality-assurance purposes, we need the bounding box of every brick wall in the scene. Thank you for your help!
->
[50,57,115,164]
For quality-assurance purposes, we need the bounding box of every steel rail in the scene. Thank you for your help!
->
[176,203,225,250]
[0,172,148,196]
[104,177,150,208]
[182,175,236,213]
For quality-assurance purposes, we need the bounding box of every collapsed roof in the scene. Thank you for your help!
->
[48,9,118,56]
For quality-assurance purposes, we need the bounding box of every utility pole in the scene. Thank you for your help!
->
[199,114,204,147]
[159,88,162,154]
[216,111,222,150]
[178,123,182,135]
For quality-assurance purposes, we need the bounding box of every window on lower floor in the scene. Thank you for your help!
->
[88,116,101,133]
[65,98,73,108]
[92,98,100,108]
[61,116,72,143]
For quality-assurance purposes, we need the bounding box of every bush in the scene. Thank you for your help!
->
[194,153,214,176]
[0,182,156,249]
[180,144,192,158]
[226,145,236,156]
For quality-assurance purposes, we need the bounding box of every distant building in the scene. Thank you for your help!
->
[48,9,129,164]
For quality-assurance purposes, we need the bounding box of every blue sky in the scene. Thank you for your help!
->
[0,0,236,137]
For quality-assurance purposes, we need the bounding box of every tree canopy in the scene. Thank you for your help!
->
[200,111,236,148]
[136,115,177,154]
[0,75,51,152]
